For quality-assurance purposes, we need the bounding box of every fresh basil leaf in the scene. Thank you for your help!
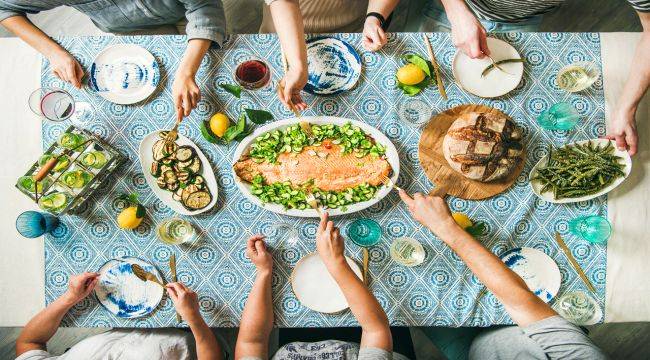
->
[136,203,146,218]
[244,108,274,125]
[397,81,422,96]
[200,121,220,144]
[403,54,431,78]
[219,83,242,98]
[223,112,246,142]
[466,222,487,237]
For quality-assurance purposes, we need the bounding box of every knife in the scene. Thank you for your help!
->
[423,34,447,101]
[131,264,164,287]
[554,232,596,293]
[170,253,182,323]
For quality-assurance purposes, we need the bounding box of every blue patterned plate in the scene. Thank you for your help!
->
[89,44,160,105]
[305,37,362,95]
[500,247,561,303]
[95,256,164,319]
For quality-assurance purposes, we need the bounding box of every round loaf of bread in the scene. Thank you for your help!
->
[442,112,523,182]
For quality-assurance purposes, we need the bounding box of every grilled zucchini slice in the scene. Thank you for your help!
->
[183,191,212,210]
[173,187,183,201]
[156,177,167,189]
[150,161,161,177]
[176,146,195,162]
[163,170,177,185]
[152,139,167,161]
[181,184,199,203]
[167,182,180,191]
[177,170,191,182]
[188,157,201,174]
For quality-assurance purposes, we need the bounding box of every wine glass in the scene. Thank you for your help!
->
[28,87,76,122]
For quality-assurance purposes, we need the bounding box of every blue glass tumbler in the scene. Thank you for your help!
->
[16,210,59,238]
[569,215,612,244]
[346,218,382,247]
[536,102,581,131]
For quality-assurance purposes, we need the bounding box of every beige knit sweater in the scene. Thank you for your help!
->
[260,0,368,33]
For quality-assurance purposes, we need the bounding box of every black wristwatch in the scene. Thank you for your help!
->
[366,12,393,31]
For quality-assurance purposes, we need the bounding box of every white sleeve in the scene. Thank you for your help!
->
[15,349,57,360]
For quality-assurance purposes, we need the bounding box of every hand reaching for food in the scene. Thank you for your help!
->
[49,49,84,89]
[166,282,201,323]
[62,272,99,305]
[316,212,347,270]
[447,4,490,59]
[278,67,308,111]
[246,234,273,275]
[398,190,460,240]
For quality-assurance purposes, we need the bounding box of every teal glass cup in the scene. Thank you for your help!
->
[16,210,59,238]
[536,102,581,131]
[346,219,382,247]
[569,215,611,244]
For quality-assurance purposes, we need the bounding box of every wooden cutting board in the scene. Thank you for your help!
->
[418,104,526,200]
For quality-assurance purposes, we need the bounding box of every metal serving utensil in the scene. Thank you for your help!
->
[170,253,182,323]
[131,264,164,287]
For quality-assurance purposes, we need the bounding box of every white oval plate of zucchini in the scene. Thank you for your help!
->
[528,138,632,204]
[139,131,218,215]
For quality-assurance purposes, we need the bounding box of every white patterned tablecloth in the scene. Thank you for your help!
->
[34,32,609,328]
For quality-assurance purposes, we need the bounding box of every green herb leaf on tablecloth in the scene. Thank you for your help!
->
[219,83,242,98]
[200,121,220,144]
[223,112,246,142]
[244,108,274,124]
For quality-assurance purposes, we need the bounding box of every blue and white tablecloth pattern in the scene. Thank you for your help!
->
[41,33,607,328]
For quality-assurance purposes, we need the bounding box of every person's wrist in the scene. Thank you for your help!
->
[256,267,273,278]
[184,311,205,327]
[59,292,81,307]
[365,16,381,28]
[324,255,347,273]
[44,46,68,60]
[427,218,462,240]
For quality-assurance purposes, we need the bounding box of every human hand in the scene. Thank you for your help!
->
[48,49,84,88]
[278,66,308,111]
[246,234,273,275]
[316,212,346,270]
[166,282,201,324]
[362,16,387,52]
[398,190,460,239]
[62,272,99,305]
[448,8,490,59]
[605,106,638,155]
[172,73,200,119]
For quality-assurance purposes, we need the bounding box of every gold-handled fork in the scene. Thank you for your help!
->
[131,264,164,287]
[165,113,184,145]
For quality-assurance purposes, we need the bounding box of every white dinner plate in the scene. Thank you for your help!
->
[452,37,524,98]
[139,131,218,215]
[529,139,632,204]
[304,37,362,95]
[232,116,400,218]
[500,247,561,303]
[291,253,363,313]
[95,256,164,319]
[89,44,160,104]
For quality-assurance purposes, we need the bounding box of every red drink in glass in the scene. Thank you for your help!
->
[235,59,270,90]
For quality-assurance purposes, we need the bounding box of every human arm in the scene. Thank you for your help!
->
[316,212,392,351]
[267,0,308,110]
[166,282,222,360]
[605,11,650,156]
[1,16,83,87]
[173,39,211,119]
[15,272,99,356]
[398,190,556,327]
[439,0,489,58]
[235,235,274,359]
[362,0,399,51]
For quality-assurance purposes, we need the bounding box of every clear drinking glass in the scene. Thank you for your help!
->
[264,222,300,247]
[15,211,59,238]
[397,97,432,128]
[28,87,76,121]
[556,61,600,93]
[157,218,196,245]
[569,215,612,244]
[390,236,425,267]
[553,290,602,325]
[536,102,581,131]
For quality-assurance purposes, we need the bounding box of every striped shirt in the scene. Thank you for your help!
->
[465,0,650,22]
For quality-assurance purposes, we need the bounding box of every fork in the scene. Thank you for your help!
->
[165,113,183,144]
[304,191,322,215]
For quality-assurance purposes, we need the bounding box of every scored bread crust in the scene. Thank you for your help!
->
[442,112,523,182]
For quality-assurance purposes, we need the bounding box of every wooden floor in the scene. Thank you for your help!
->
[1,0,648,359]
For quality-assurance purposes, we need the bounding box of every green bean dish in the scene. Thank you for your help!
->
[531,141,626,199]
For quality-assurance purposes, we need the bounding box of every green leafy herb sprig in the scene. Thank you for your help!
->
[397,54,437,96]
[465,222,487,237]
[201,108,274,145]
[219,83,242,98]
[117,193,145,218]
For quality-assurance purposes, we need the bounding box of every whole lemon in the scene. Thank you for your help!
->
[117,206,143,229]
[209,113,230,137]
[397,63,426,85]
[452,212,473,229]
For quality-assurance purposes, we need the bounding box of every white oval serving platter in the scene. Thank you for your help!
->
[232,116,400,217]
[452,37,524,98]
[89,44,160,105]
[291,252,363,313]
[139,131,218,215]
[95,256,164,319]
[529,138,632,204]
